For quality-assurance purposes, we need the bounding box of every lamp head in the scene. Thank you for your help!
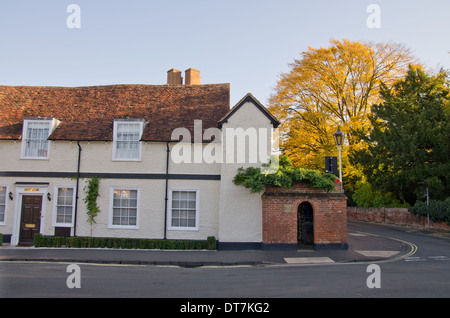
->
[333,126,344,146]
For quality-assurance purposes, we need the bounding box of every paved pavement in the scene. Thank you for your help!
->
[0,221,416,267]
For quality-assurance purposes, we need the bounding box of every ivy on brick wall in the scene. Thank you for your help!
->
[233,155,336,193]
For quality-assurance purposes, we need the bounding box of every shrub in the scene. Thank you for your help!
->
[409,198,450,225]
[33,235,217,250]
[207,236,216,250]
[352,180,410,208]
[233,155,336,193]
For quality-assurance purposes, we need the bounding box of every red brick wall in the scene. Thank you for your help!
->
[314,197,347,244]
[262,183,347,245]
[348,207,450,231]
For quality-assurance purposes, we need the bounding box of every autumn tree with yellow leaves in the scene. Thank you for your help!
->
[268,39,415,196]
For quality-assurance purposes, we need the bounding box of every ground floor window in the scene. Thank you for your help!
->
[169,189,199,230]
[111,188,139,228]
[55,187,75,226]
[0,186,7,224]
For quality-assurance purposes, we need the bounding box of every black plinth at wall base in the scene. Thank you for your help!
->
[217,242,262,251]
[2,234,12,244]
[262,243,298,251]
[217,241,348,251]
[218,242,299,251]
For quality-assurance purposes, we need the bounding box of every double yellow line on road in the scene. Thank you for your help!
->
[353,231,418,264]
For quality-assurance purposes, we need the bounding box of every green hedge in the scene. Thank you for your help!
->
[34,234,217,250]
[409,198,450,225]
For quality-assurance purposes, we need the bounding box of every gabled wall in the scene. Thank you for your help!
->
[218,98,276,247]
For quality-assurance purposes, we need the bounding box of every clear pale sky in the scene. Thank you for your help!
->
[0,0,449,106]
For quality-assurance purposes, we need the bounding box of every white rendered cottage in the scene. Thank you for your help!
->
[0,69,280,248]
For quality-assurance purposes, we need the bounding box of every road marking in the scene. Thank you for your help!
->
[405,257,426,262]
[428,256,449,261]
[355,250,399,258]
[284,257,335,264]
[348,233,368,237]
[350,231,418,264]
[404,256,449,262]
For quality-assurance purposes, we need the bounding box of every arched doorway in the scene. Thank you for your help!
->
[297,202,314,246]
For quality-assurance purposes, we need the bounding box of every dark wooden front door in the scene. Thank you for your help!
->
[19,196,42,245]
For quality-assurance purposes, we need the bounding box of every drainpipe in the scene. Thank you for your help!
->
[163,142,170,240]
[73,141,82,237]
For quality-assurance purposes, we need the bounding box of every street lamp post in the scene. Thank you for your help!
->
[333,127,344,193]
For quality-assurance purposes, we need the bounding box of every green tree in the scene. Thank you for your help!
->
[352,177,410,208]
[351,66,450,204]
[268,39,414,196]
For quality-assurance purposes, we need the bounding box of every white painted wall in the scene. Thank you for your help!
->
[218,101,275,243]
[0,140,221,243]
[0,100,277,246]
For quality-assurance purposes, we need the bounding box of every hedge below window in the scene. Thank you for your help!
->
[33,234,216,250]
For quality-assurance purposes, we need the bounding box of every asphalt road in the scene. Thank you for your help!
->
[0,221,449,302]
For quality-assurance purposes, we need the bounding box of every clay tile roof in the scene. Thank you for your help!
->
[0,84,230,142]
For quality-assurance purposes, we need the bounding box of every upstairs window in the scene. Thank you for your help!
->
[21,118,59,159]
[113,120,144,161]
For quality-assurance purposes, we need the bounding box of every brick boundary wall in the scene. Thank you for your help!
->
[347,207,450,231]
[262,182,348,250]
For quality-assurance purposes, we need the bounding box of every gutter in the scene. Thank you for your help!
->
[73,141,82,237]
[164,141,170,240]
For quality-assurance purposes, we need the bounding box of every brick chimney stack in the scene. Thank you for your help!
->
[167,69,183,85]
[185,68,201,85]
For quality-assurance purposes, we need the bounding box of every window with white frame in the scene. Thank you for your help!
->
[169,189,199,230]
[55,187,75,226]
[113,120,144,161]
[0,186,7,224]
[111,189,138,227]
[21,118,59,159]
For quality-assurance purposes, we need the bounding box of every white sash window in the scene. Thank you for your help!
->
[110,188,139,228]
[113,120,144,161]
[168,189,199,230]
[21,119,58,159]
[54,187,75,226]
[0,186,7,224]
